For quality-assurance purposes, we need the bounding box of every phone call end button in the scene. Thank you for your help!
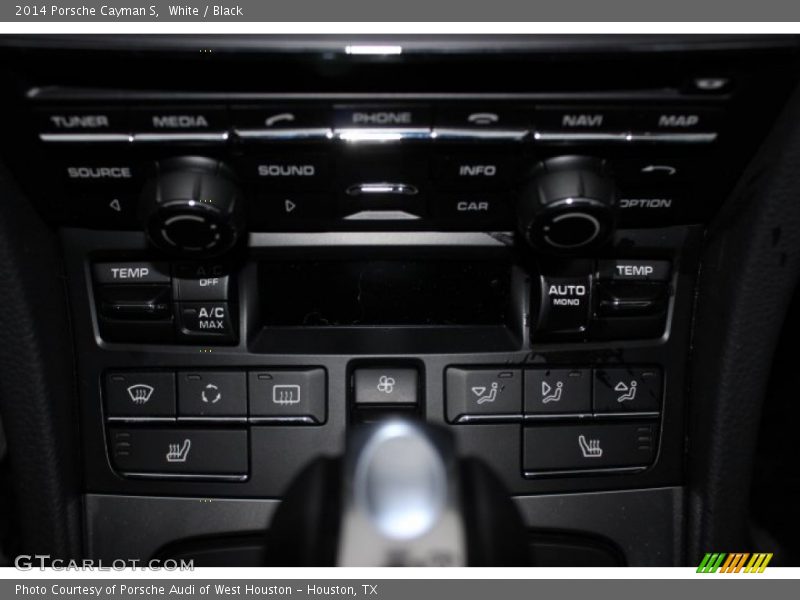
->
[523,423,657,474]
[445,368,522,423]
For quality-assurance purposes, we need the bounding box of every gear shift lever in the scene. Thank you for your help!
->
[267,420,528,566]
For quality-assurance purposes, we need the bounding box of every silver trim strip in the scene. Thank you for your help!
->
[454,414,523,424]
[249,416,317,424]
[523,465,648,478]
[120,471,248,482]
[335,128,432,142]
[132,131,230,143]
[432,128,529,141]
[106,417,177,423]
[343,210,422,221]
[234,127,333,140]
[534,131,631,142]
[346,182,419,196]
[40,133,133,143]
[535,131,718,143]
[248,231,513,247]
[628,132,718,143]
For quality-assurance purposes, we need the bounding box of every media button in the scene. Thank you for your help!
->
[131,106,228,133]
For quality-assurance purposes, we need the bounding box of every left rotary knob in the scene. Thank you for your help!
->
[140,157,245,257]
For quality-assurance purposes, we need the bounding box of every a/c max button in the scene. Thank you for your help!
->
[177,302,236,343]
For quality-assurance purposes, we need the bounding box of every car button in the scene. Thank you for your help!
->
[432,193,512,226]
[354,367,418,405]
[109,427,248,478]
[249,369,327,424]
[523,423,657,473]
[178,371,247,419]
[593,367,663,414]
[524,369,591,416]
[446,368,522,423]
[105,372,175,419]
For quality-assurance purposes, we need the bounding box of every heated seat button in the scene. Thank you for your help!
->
[524,369,591,415]
[249,369,327,424]
[593,368,662,414]
[178,371,247,419]
[109,428,248,478]
[523,423,657,473]
[446,368,522,423]
[534,264,593,341]
[354,368,418,405]
[105,372,176,419]
[177,302,236,343]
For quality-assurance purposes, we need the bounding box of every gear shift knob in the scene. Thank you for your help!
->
[267,420,528,566]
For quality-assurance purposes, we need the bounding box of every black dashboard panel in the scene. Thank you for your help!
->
[1,35,799,565]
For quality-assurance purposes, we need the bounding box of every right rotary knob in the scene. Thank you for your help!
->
[517,156,617,253]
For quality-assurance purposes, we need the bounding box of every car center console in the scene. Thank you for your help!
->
[1,35,799,565]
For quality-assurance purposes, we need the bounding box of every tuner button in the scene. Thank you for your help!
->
[517,156,616,253]
[140,157,244,257]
